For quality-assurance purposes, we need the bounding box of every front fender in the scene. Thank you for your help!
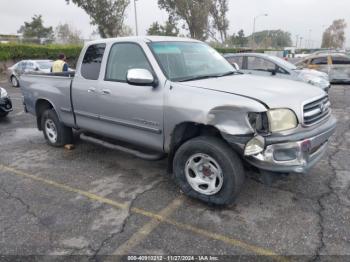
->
[207,106,256,135]
[164,83,267,151]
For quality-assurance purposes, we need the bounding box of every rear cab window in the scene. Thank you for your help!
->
[81,43,106,80]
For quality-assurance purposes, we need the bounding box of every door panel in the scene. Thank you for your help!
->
[98,42,164,151]
[72,43,106,132]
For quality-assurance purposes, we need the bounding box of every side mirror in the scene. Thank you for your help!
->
[35,67,39,71]
[271,70,277,76]
[127,69,155,86]
[232,63,240,71]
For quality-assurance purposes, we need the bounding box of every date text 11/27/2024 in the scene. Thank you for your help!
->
[127,255,219,261]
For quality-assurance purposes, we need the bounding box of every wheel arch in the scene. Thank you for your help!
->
[35,99,60,131]
[167,122,226,174]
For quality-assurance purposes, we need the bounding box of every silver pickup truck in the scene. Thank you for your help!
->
[20,36,337,205]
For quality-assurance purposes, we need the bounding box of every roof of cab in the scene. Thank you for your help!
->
[85,36,201,46]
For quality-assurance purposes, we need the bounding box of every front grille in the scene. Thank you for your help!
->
[303,96,331,126]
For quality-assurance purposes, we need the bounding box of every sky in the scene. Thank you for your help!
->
[0,0,350,48]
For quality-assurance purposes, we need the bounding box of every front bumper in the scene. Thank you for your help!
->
[225,115,337,174]
[0,97,13,113]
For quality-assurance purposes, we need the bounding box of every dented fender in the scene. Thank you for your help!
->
[163,82,267,152]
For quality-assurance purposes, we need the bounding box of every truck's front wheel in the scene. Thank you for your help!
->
[173,136,245,205]
[41,109,73,147]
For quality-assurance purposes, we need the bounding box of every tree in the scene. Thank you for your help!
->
[227,29,248,47]
[158,0,212,40]
[209,0,229,43]
[250,30,292,48]
[321,19,347,49]
[147,18,179,36]
[55,23,83,44]
[18,15,54,42]
[65,0,130,38]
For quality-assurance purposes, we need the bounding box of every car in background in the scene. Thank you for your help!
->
[0,86,12,118]
[7,60,53,87]
[224,53,331,92]
[295,53,350,84]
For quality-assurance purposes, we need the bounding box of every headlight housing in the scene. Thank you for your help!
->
[248,112,269,134]
[0,87,8,99]
[267,109,298,132]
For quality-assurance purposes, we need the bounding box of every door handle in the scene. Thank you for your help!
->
[101,89,111,95]
[88,87,96,93]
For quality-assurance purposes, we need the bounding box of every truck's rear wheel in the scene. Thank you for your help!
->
[173,136,245,205]
[41,109,73,147]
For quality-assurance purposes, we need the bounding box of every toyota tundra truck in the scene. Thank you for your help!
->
[20,36,337,205]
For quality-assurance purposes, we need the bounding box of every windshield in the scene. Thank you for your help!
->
[149,41,235,82]
[37,61,53,70]
[268,56,297,70]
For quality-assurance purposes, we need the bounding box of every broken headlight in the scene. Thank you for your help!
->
[248,112,269,134]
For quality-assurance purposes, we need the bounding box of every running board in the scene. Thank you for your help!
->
[80,133,165,161]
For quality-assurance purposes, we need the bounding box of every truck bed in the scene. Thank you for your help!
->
[20,72,76,128]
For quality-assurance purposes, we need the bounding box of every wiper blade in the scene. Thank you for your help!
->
[218,71,242,76]
[178,75,218,82]
[217,71,235,77]
[178,71,238,82]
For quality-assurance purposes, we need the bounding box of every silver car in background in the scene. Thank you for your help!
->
[224,53,331,92]
[295,52,350,84]
[7,60,53,87]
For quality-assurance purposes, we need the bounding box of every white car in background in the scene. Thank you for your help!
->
[224,53,331,92]
[7,60,53,87]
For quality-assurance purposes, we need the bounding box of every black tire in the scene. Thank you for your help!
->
[41,109,73,147]
[173,136,245,206]
[11,75,19,87]
[0,110,9,118]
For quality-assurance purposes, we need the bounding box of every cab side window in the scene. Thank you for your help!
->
[310,57,328,65]
[105,43,152,82]
[247,57,275,72]
[81,44,106,80]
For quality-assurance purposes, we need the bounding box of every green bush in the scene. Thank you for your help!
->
[0,43,82,62]
[0,43,275,64]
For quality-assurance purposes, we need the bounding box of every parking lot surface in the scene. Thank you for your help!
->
[0,79,349,260]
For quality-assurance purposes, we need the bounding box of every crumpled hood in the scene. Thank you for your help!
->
[179,74,326,120]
